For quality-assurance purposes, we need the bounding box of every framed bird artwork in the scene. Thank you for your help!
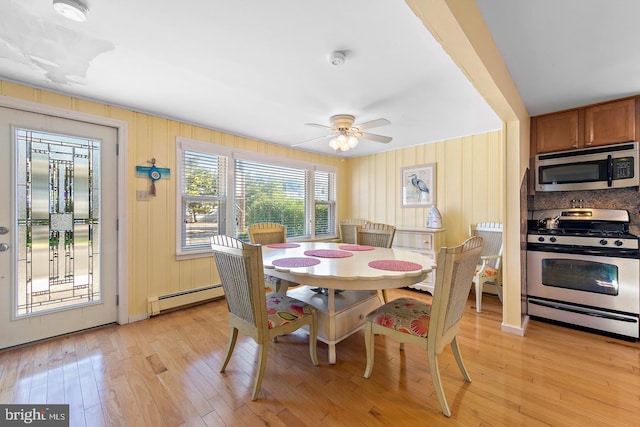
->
[401,163,436,208]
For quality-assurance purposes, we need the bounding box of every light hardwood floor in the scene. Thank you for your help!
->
[1,288,639,426]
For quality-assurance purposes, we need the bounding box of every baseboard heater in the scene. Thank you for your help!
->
[147,284,224,316]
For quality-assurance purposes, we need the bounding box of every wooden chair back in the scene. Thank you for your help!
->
[355,223,396,248]
[339,219,369,244]
[248,222,286,245]
[211,235,267,337]
[429,236,484,353]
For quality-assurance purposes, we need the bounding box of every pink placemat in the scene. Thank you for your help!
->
[368,260,423,271]
[272,257,321,267]
[303,249,353,258]
[266,243,300,248]
[339,245,375,251]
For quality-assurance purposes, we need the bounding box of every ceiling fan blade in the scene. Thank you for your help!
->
[305,123,333,130]
[360,132,392,144]
[353,118,390,131]
[291,134,332,147]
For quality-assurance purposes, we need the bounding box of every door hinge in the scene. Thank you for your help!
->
[116,143,119,155]
[116,218,119,231]
[116,294,119,306]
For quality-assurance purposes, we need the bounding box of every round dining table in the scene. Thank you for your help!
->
[262,241,435,363]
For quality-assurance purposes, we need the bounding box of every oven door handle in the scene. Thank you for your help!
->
[527,243,640,258]
[529,299,638,323]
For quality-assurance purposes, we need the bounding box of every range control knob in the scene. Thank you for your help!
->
[550,237,557,243]
[614,240,624,247]
[599,239,608,246]
[538,236,545,242]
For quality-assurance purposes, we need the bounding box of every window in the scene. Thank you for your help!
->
[176,138,337,256]
[314,170,337,236]
[178,144,227,252]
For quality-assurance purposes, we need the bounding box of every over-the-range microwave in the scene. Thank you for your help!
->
[535,142,640,192]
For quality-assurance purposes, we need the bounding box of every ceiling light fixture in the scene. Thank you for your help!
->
[53,0,89,22]
[329,131,359,152]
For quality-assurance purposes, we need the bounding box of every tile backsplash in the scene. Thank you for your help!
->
[529,187,640,227]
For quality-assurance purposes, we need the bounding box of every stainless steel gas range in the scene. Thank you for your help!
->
[527,208,640,339]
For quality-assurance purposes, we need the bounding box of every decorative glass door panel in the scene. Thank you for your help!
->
[16,130,102,316]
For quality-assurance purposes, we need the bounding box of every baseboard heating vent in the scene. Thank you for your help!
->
[147,284,224,316]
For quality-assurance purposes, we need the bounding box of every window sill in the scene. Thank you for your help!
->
[176,249,212,261]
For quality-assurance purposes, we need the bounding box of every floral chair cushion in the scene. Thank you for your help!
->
[475,265,498,277]
[266,293,314,329]
[366,297,432,338]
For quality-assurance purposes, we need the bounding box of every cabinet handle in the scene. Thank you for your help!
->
[586,142,592,146]
[571,144,578,148]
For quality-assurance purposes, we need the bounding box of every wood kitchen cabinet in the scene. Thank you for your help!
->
[392,227,445,294]
[534,110,581,153]
[533,96,637,154]
[585,98,635,146]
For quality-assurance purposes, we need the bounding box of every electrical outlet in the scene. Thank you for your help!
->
[136,190,149,201]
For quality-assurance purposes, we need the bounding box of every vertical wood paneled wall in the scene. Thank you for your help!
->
[346,131,504,247]
[0,81,347,319]
[1,80,503,319]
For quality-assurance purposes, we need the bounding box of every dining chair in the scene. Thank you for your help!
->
[356,222,396,301]
[339,218,369,244]
[363,236,483,417]
[355,222,396,249]
[248,222,298,294]
[469,222,503,313]
[210,235,319,401]
[248,222,287,245]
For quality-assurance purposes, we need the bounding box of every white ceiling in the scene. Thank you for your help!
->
[1,1,639,158]
[476,0,640,116]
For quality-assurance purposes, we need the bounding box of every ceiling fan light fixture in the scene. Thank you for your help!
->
[329,132,359,152]
[53,0,89,22]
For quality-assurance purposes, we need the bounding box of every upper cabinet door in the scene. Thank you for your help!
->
[585,98,636,146]
[535,110,580,154]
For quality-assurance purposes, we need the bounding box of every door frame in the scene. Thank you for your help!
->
[0,95,129,325]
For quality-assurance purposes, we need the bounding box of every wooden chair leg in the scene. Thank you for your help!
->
[309,312,319,366]
[363,322,375,378]
[428,350,451,417]
[475,281,483,313]
[381,289,389,303]
[495,278,504,303]
[251,342,270,401]
[450,336,471,382]
[220,327,238,372]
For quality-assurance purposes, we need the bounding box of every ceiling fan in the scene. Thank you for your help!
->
[295,114,392,151]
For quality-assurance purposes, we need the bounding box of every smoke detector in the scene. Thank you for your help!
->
[329,51,346,66]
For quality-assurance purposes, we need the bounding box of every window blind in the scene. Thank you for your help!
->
[234,159,307,239]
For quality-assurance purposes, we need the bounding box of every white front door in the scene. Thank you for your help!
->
[0,107,118,349]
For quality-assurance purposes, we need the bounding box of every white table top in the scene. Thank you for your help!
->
[262,241,435,290]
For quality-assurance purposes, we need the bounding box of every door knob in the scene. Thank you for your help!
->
[0,227,8,235]
[0,243,9,252]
